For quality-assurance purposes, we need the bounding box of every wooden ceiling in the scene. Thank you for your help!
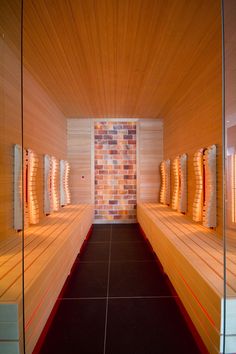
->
[24,0,222,118]
[225,0,236,127]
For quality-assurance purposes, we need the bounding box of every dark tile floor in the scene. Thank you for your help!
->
[39,224,201,354]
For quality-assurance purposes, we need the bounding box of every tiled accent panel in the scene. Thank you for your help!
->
[95,122,136,222]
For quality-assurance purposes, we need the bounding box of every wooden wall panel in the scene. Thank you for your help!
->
[0,0,22,241]
[67,119,94,205]
[0,2,23,353]
[163,35,222,236]
[24,0,222,119]
[24,69,67,221]
[138,119,163,203]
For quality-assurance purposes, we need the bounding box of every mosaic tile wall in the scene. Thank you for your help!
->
[94,122,136,222]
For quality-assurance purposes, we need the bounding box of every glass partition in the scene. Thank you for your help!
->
[0,1,24,353]
[223,0,236,353]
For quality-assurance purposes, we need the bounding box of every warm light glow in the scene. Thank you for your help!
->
[51,156,60,211]
[14,144,23,230]
[24,149,29,228]
[60,160,71,206]
[160,159,170,205]
[27,149,39,224]
[178,153,187,213]
[14,145,29,230]
[203,145,216,228]
[192,149,203,222]
[230,154,236,223]
[44,155,52,214]
[172,157,180,210]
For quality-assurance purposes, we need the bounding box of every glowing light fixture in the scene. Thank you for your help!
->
[44,155,52,215]
[14,145,39,230]
[14,144,25,230]
[178,154,187,213]
[60,160,71,206]
[203,145,217,228]
[160,159,170,205]
[27,149,39,224]
[172,157,180,210]
[230,154,236,224]
[51,156,60,211]
[192,149,203,222]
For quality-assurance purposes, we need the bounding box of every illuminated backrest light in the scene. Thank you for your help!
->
[178,153,187,213]
[27,149,39,224]
[160,159,170,205]
[14,145,40,230]
[14,144,24,230]
[172,157,180,210]
[192,149,203,222]
[60,160,71,206]
[44,155,52,214]
[51,156,60,211]
[203,145,217,228]
[231,154,236,223]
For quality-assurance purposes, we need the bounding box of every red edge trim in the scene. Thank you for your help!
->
[138,224,209,354]
[32,224,94,354]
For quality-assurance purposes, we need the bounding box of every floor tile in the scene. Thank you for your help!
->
[109,261,171,296]
[111,224,144,242]
[40,299,106,354]
[110,241,155,262]
[63,262,108,298]
[93,224,112,231]
[89,225,111,243]
[112,223,138,229]
[79,242,110,262]
[105,298,201,354]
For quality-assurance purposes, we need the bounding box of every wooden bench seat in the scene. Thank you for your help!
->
[137,202,236,354]
[0,204,94,354]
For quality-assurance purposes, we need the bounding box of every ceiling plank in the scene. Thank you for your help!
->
[24,0,222,118]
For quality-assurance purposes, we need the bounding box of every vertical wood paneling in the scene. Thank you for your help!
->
[24,0,222,119]
[24,69,67,221]
[68,118,163,209]
[0,0,22,241]
[67,119,93,204]
[0,1,23,353]
[163,41,222,235]
[138,119,163,202]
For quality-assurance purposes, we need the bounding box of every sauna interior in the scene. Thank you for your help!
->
[1,0,236,353]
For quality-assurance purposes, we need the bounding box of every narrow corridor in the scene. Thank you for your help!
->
[39,224,201,354]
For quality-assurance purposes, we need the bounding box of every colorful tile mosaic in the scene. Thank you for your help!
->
[94,122,136,222]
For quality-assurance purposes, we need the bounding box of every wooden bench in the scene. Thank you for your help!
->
[137,202,236,354]
[0,204,94,354]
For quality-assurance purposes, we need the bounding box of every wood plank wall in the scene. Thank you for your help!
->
[0,0,22,241]
[0,3,67,237]
[163,20,222,236]
[67,118,163,210]
[67,119,94,204]
[24,70,67,221]
[137,119,163,203]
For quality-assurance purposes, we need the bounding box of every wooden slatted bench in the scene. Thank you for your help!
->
[137,202,236,354]
[0,204,94,354]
